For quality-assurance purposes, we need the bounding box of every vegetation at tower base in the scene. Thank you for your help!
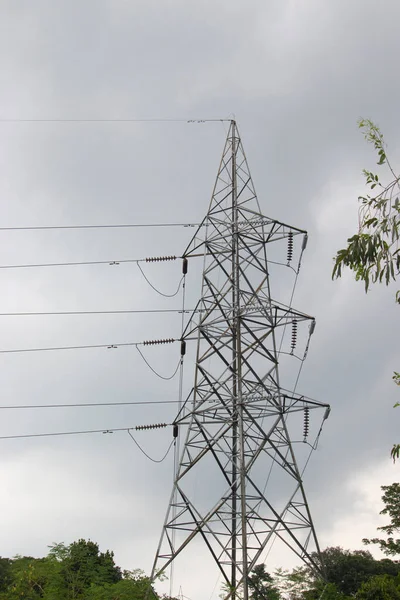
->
[248,564,280,600]
[0,539,161,600]
[2,534,400,599]
[332,118,400,460]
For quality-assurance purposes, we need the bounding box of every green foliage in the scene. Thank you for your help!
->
[248,564,281,600]
[0,541,135,600]
[332,119,400,296]
[85,572,158,600]
[355,574,400,599]
[35,539,122,599]
[0,557,12,592]
[219,581,242,600]
[0,556,62,600]
[298,547,400,597]
[2,537,400,600]
[332,118,400,459]
[363,483,400,556]
[273,568,351,599]
[392,376,400,458]
[312,582,350,600]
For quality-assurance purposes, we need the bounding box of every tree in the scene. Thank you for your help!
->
[355,574,400,599]
[306,582,350,600]
[274,566,310,600]
[0,558,12,593]
[301,547,400,597]
[332,118,400,459]
[363,483,400,556]
[248,564,281,600]
[84,570,158,600]
[0,540,125,600]
[48,539,122,598]
[0,556,61,600]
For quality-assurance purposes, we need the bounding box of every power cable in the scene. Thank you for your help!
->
[0,338,176,355]
[0,258,144,270]
[127,430,174,463]
[0,309,196,317]
[0,341,139,355]
[170,270,187,597]
[0,249,284,272]
[136,262,184,297]
[0,423,168,441]
[0,219,300,235]
[0,222,201,232]
[136,347,181,381]
[0,255,182,271]
[247,254,305,531]
[0,400,181,410]
[260,419,327,568]
[0,118,229,123]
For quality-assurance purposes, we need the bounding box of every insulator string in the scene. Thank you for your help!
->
[290,320,298,354]
[303,406,310,441]
[287,231,294,265]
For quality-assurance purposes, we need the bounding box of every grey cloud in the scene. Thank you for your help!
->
[1,1,400,598]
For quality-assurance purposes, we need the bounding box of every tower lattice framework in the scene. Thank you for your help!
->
[151,121,330,600]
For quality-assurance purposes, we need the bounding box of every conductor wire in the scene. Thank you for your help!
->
[170,270,187,597]
[127,430,174,463]
[136,346,181,380]
[137,262,184,297]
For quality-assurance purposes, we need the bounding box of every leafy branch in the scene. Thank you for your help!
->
[363,483,400,555]
[332,119,400,462]
[332,119,400,297]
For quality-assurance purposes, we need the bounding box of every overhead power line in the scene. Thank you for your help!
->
[0,258,144,270]
[0,400,181,410]
[0,338,176,355]
[0,222,201,232]
[0,423,169,441]
[0,309,194,317]
[0,118,229,123]
[0,341,139,354]
[0,255,181,270]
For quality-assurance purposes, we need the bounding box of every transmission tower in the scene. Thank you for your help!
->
[151,121,330,600]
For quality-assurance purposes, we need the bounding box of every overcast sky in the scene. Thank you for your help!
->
[1,1,400,599]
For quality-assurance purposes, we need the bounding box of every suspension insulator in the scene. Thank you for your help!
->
[145,255,177,263]
[301,234,308,251]
[303,407,310,441]
[309,319,316,336]
[143,338,175,346]
[290,320,298,353]
[173,424,179,438]
[135,422,168,431]
[287,232,294,264]
[182,257,188,274]
[180,340,186,356]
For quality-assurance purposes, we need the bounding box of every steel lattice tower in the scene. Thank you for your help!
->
[151,121,330,600]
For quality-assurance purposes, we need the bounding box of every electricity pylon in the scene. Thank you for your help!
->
[151,121,330,600]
